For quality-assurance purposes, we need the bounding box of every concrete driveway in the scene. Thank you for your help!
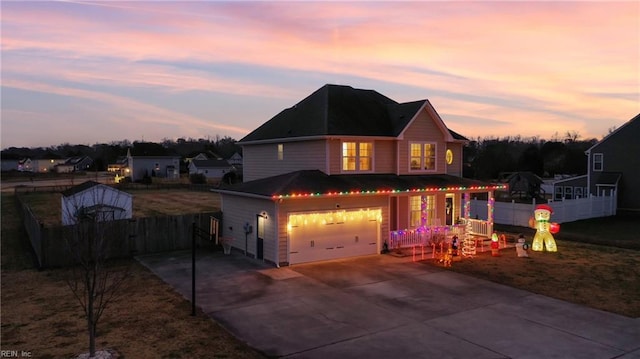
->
[137,250,640,358]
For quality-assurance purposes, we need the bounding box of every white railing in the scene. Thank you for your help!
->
[389,225,466,249]
[460,218,491,237]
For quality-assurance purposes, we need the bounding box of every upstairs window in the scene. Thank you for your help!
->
[277,144,284,160]
[342,141,373,172]
[593,153,603,171]
[410,142,436,171]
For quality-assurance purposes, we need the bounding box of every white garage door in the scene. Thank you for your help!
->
[288,209,380,264]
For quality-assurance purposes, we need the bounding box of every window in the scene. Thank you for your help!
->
[593,153,603,171]
[342,141,373,171]
[409,195,435,228]
[410,142,436,171]
[277,144,284,161]
[564,186,573,200]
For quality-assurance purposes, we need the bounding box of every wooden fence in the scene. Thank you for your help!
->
[15,194,221,268]
[470,192,617,227]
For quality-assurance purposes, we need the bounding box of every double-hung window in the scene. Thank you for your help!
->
[593,153,603,171]
[409,195,435,228]
[342,141,373,172]
[410,142,436,171]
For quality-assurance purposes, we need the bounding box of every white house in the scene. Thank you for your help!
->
[61,181,132,225]
[188,159,235,181]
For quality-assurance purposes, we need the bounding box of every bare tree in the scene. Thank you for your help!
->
[62,182,132,357]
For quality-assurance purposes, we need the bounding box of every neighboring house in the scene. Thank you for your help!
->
[216,84,505,266]
[547,175,589,201]
[126,149,180,182]
[107,156,128,175]
[61,181,132,225]
[32,158,66,173]
[18,158,33,172]
[227,152,243,166]
[188,159,235,181]
[55,156,93,173]
[585,113,640,212]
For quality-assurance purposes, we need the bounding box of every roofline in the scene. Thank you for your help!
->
[212,188,274,200]
[216,183,507,201]
[585,113,639,154]
[239,134,399,146]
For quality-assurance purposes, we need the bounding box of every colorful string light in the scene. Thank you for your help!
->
[271,184,506,200]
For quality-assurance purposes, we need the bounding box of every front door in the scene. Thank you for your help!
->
[445,195,454,225]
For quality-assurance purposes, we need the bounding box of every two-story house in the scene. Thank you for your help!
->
[217,85,504,266]
[585,113,640,212]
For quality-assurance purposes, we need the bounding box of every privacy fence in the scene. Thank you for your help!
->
[15,193,221,268]
[470,192,617,227]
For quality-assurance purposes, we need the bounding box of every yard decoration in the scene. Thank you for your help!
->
[515,234,529,257]
[490,233,500,256]
[531,204,559,252]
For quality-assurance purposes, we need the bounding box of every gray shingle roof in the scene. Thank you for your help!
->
[240,84,466,143]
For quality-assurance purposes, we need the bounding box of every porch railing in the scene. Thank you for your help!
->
[389,225,464,249]
[388,220,491,249]
[460,218,491,238]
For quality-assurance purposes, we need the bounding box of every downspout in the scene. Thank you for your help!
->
[275,200,280,268]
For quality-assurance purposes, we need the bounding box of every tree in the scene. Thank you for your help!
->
[62,185,131,358]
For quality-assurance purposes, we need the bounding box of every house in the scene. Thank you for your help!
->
[55,156,93,173]
[216,84,505,266]
[17,158,33,172]
[227,152,243,166]
[32,158,66,173]
[584,113,640,212]
[188,159,235,181]
[61,181,132,225]
[125,148,180,182]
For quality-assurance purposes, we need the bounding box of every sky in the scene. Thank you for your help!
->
[1,1,639,149]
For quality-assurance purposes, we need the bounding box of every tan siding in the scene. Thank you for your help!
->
[220,195,277,263]
[446,142,464,177]
[243,140,327,181]
[327,139,341,174]
[276,195,389,265]
[398,110,448,175]
[374,140,396,174]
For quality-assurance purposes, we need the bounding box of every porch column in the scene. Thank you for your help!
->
[487,191,494,235]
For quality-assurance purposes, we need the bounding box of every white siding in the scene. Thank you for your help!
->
[220,195,277,263]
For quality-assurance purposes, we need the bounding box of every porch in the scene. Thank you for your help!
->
[388,218,492,251]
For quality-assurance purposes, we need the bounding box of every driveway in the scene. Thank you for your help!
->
[137,250,640,358]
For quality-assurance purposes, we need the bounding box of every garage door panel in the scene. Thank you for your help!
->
[289,209,380,264]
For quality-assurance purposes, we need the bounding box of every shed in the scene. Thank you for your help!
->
[61,181,132,225]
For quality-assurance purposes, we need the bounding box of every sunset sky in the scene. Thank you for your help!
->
[1,1,638,149]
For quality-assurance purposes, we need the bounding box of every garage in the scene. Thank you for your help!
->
[288,208,381,264]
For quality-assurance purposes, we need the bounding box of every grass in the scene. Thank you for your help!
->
[15,189,221,226]
[440,240,640,317]
[1,192,264,358]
